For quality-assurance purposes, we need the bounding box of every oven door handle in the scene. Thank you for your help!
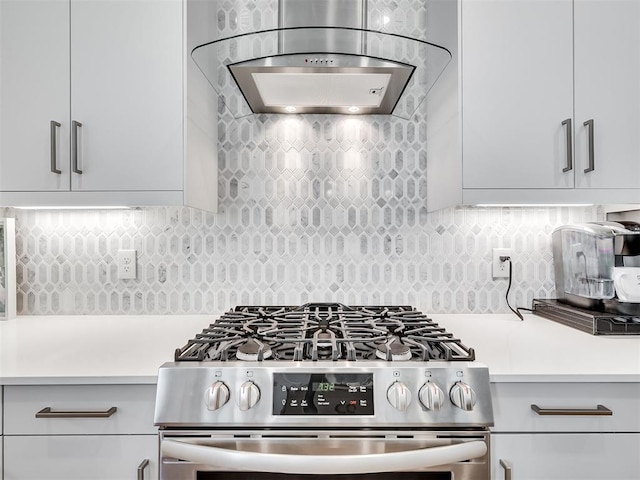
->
[161,439,488,474]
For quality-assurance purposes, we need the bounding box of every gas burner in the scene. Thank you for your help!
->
[375,336,412,361]
[236,338,272,361]
[310,329,340,360]
[174,303,475,362]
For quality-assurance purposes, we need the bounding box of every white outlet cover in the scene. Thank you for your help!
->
[117,250,137,280]
[492,248,513,279]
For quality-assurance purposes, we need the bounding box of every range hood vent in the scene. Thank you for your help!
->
[191,0,452,119]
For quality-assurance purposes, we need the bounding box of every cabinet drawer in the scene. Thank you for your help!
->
[4,384,156,435]
[492,433,640,480]
[492,382,640,433]
[3,434,157,480]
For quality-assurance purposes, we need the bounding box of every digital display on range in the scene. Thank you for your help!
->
[273,373,374,415]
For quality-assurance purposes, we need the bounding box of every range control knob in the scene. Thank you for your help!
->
[419,381,445,410]
[204,381,230,411]
[387,381,412,411]
[238,381,261,411]
[449,381,477,411]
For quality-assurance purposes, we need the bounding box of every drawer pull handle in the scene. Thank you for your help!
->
[531,404,612,416]
[137,459,150,480]
[35,406,117,418]
[500,459,513,480]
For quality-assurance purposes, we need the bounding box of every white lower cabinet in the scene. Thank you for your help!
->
[2,384,158,480]
[492,433,640,480]
[491,382,640,480]
[3,435,157,480]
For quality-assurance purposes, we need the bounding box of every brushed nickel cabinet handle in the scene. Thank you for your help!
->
[137,459,150,480]
[50,120,62,174]
[72,120,83,174]
[561,118,573,172]
[531,404,612,416]
[583,118,595,173]
[500,459,513,480]
[35,406,117,418]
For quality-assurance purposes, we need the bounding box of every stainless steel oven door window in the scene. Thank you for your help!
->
[160,430,491,480]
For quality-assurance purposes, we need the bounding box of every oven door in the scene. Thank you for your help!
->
[160,430,490,480]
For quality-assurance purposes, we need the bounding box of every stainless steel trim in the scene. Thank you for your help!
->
[35,406,117,418]
[227,53,415,115]
[500,459,512,480]
[530,404,612,416]
[562,118,573,172]
[155,362,494,428]
[360,0,368,55]
[583,118,595,173]
[72,120,83,174]
[50,121,62,174]
[137,459,149,480]
[277,0,284,54]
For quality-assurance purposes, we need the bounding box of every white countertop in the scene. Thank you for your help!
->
[0,314,215,385]
[0,313,639,385]
[432,313,640,382]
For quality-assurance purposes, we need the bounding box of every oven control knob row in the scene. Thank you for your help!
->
[449,381,477,411]
[387,381,412,411]
[238,381,261,411]
[204,381,230,411]
[418,381,445,410]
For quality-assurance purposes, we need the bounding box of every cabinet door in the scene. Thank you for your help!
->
[0,0,71,192]
[574,0,640,189]
[70,0,183,192]
[492,433,640,480]
[462,0,574,189]
[3,435,158,480]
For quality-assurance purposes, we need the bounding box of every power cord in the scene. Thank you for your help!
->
[500,255,532,321]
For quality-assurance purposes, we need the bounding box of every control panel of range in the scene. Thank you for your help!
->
[202,369,482,415]
[273,373,374,415]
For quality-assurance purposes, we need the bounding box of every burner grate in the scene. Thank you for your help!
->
[174,303,475,362]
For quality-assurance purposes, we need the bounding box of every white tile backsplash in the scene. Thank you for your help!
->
[11,203,600,315]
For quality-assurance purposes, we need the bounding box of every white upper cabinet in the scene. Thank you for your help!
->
[0,0,71,192]
[69,0,183,192]
[461,0,574,190]
[0,0,218,211]
[573,0,640,190]
[426,0,640,210]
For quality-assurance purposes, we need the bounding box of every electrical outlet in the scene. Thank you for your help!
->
[492,248,513,279]
[117,249,137,280]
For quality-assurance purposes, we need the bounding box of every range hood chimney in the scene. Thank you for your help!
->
[191,0,452,119]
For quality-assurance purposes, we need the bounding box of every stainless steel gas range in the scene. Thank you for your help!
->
[154,303,494,480]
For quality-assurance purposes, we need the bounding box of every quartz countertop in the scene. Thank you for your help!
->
[0,313,639,385]
[0,314,216,385]
[431,313,640,382]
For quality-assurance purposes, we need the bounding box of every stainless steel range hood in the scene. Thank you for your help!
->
[191,0,452,119]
